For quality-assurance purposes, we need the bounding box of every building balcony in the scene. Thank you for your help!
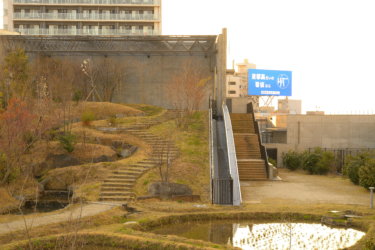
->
[13,12,159,21]
[13,0,160,6]
[15,27,159,35]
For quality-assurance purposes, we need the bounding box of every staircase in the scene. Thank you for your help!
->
[230,113,267,181]
[98,110,180,202]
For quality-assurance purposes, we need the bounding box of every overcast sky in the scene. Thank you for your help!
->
[163,0,375,114]
[1,0,375,113]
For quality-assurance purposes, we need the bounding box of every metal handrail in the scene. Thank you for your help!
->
[222,104,241,206]
[209,107,213,203]
[248,102,270,179]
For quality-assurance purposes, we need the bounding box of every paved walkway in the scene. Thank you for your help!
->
[0,203,119,235]
[241,169,370,206]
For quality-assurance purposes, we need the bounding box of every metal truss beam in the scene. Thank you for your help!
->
[0,35,217,56]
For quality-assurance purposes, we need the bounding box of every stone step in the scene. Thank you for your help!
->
[107,175,137,180]
[101,183,133,188]
[100,191,135,197]
[112,171,141,176]
[126,164,152,169]
[104,178,136,183]
[101,187,132,192]
[99,196,132,201]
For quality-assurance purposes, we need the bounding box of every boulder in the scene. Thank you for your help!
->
[46,153,81,168]
[148,182,192,198]
[93,154,114,163]
[119,146,138,158]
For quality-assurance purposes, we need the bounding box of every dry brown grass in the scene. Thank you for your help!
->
[0,188,19,214]
[134,111,210,201]
[61,101,143,120]
[44,129,151,192]
[72,143,117,161]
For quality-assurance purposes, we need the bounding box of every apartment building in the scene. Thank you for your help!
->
[226,59,256,98]
[2,0,161,36]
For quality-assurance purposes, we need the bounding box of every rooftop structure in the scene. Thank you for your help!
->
[2,0,162,36]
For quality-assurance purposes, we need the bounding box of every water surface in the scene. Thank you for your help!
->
[152,221,365,250]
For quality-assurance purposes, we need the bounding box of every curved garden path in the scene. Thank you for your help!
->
[0,203,117,235]
[98,110,180,202]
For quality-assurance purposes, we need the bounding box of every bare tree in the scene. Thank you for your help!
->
[166,60,211,128]
[95,57,126,102]
[80,57,127,102]
[156,141,173,183]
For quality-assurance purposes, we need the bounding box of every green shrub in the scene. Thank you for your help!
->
[268,157,277,167]
[58,132,76,153]
[344,152,370,185]
[318,151,335,174]
[72,90,83,104]
[302,148,331,175]
[108,115,118,127]
[282,151,301,170]
[358,159,375,189]
[81,110,96,126]
[302,150,321,174]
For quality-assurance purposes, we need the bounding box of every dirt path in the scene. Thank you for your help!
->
[241,169,370,205]
[0,203,119,235]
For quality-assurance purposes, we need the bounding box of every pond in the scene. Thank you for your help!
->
[151,221,365,250]
[11,201,69,215]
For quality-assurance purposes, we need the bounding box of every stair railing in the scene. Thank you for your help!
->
[222,104,242,206]
[247,102,270,179]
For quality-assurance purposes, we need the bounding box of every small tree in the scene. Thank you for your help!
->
[167,60,211,128]
[282,151,302,170]
[344,152,370,185]
[1,49,30,105]
[95,58,126,102]
[156,141,173,183]
[358,159,375,188]
[0,98,36,184]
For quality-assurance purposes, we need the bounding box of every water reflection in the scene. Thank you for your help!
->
[152,221,365,250]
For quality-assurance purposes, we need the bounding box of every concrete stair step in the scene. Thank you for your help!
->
[100,191,135,197]
[112,171,141,176]
[99,196,132,201]
[104,178,136,183]
[101,183,133,188]
[101,187,132,192]
[107,175,137,180]
[125,165,152,169]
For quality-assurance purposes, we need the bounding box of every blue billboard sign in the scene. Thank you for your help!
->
[248,69,292,96]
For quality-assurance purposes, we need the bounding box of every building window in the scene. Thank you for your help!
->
[228,90,236,94]
[229,81,236,85]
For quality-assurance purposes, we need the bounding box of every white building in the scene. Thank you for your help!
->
[278,98,302,114]
[2,0,162,36]
[225,59,256,98]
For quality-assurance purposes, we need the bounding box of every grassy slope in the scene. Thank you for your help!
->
[134,111,210,201]
[0,102,157,212]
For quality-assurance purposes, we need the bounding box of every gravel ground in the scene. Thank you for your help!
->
[0,203,119,235]
[241,169,370,206]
